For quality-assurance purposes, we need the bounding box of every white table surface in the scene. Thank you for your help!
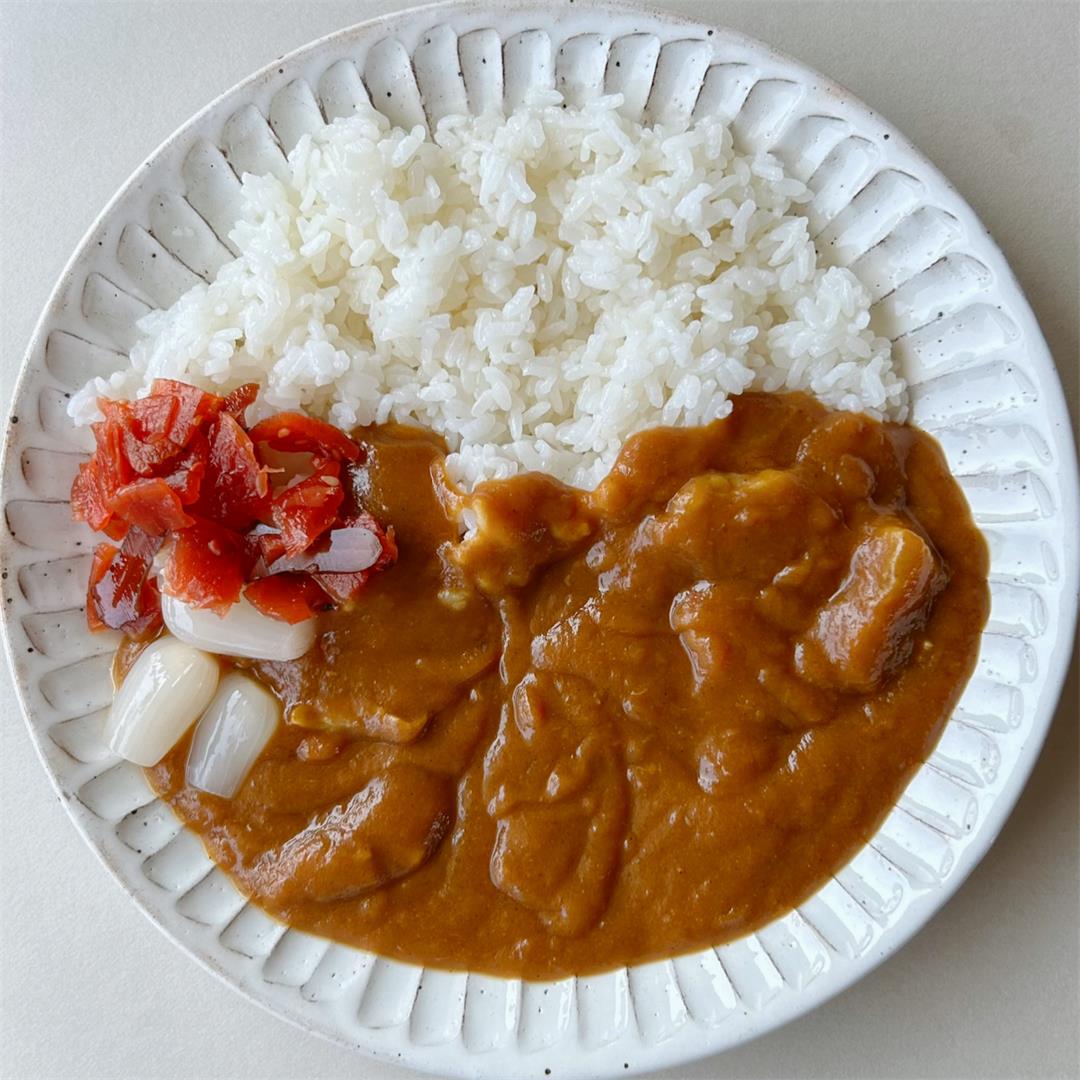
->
[1,1,1077,1078]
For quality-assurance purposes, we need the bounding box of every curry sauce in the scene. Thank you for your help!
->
[147,393,989,978]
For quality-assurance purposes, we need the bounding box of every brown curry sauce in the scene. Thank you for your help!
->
[146,393,989,979]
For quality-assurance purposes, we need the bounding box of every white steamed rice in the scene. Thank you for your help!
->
[70,92,905,489]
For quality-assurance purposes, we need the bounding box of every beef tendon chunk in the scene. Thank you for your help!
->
[795,524,946,693]
[252,764,454,903]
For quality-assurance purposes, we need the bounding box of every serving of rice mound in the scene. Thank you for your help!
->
[71,92,905,488]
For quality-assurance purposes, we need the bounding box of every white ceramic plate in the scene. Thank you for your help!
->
[2,2,1077,1077]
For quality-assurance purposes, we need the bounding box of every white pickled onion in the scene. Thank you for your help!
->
[268,525,383,575]
[186,673,279,798]
[161,592,316,662]
[104,637,219,766]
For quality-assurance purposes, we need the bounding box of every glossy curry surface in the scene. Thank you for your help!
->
[147,393,989,978]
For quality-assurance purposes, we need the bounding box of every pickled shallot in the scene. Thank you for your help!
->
[185,673,280,798]
[104,638,218,766]
[161,593,316,661]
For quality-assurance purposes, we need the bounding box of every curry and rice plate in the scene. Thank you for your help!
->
[69,96,988,978]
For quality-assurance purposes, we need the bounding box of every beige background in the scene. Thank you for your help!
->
[1,1,1077,1077]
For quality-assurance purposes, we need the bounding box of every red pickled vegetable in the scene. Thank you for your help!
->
[93,401,137,481]
[160,432,209,505]
[193,413,271,530]
[73,380,395,629]
[253,529,288,567]
[270,459,344,557]
[148,379,225,446]
[85,543,118,632]
[87,528,163,637]
[109,478,194,536]
[72,406,139,537]
[124,577,163,640]
[72,457,123,536]
[248,412,363,463]
[123,394,181,474]
[222,383,259,420]
[244,573,330,624]
[163,518,251,614]
[117,382,219,474]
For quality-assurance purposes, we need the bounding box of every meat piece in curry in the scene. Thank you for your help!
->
[146,392,989,979]
[796,523,945,693]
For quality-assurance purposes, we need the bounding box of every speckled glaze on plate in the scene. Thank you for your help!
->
[2,2,1076,1077]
